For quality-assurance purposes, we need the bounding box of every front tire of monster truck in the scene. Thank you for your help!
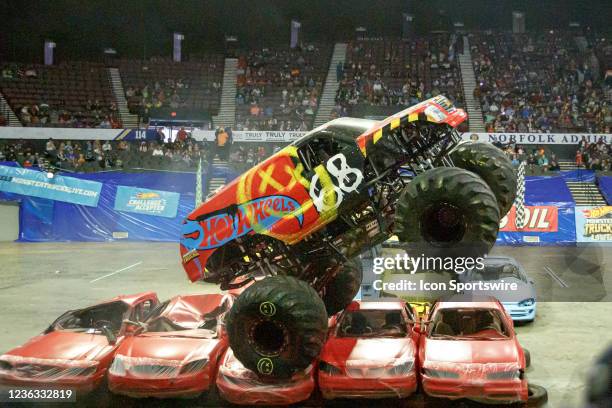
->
[450,141,517,217]
[226,275,328,379]
[394,167,500,261]
[322,260,363,316]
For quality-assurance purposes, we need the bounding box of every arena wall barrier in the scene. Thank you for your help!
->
[0,127,610,144]
[0,163,607,246]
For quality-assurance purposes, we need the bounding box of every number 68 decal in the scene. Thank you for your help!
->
[309,153,363,212]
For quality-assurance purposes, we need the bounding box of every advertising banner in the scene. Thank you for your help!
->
[461,132,611,145]
[497,205,576,245]
[114,186,180,218]
[575,206,612,243]
[0,165,101,207]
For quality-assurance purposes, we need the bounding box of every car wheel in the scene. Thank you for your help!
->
[394,167,500,262]
[226,275,328,379]
[526,384,548,407]
[450,141,517,217]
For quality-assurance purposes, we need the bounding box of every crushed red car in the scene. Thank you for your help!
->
[107,293,232,399]
[216,347,315,406]
[419,296,529,404]
[0,292,158,393]
[318,300,419,399]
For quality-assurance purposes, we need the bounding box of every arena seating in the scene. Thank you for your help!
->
[470,31,611,133]
[234,43,332,131]
[335,35,465,120]
[117,56,224,117]
[0,62,116,127]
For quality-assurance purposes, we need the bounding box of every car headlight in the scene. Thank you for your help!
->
[487,370,521,380]
[518,298,535,307]
[0,360,12,372]
[423,368,459,379]
[109,357,126,376]
[386,360,414,377]
[180,359,209,375]
[319,361,342,376]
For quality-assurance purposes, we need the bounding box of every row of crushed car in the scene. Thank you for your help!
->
[0,291,546,406]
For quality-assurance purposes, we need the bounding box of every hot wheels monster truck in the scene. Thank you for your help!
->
[180,95,516,378]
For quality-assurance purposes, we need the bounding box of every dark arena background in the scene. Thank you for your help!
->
[0,1,611,407]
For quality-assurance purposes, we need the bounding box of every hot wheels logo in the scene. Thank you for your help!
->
[181,195,303,251]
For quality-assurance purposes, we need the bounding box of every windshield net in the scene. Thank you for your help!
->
[338,309,407,337]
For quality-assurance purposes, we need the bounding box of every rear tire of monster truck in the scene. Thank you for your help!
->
[226,275,328,379]
[322,260,363,316]
[450,141,517,217]
[394,167,500,261]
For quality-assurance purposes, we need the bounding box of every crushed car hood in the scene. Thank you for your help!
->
[424,338,519,364]
[321,337,415,366]
[4,331,114,362]
[117,333,220,362]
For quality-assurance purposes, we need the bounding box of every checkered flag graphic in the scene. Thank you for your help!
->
[515,161,526,229]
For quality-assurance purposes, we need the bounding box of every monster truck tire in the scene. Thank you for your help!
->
[526,384,548,407]
[394,167,500,262]
[322,260,363,316]
[226,275,328,379]
[450,141,517,217]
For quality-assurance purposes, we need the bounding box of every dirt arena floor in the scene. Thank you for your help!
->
[0,242,610,407]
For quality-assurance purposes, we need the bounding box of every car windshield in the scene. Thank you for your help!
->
[471,263,526,283]
[143,298,229,334]
[429,308,508,340]
[338,309,407,338]
[51,301,128,334]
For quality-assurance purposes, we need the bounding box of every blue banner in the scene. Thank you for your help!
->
[496,205,576,245]
[575,206,612,243]
[114,186,180,218]
[598,176,612,205]
[0,165,102,207]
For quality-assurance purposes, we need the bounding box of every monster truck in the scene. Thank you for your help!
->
[180,95,516,378]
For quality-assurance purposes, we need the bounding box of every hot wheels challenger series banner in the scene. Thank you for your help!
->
[114,186,181,218]
[0,165,102,207]
[575,206,612,243]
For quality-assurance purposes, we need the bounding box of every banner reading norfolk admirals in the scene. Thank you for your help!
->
[114,186,180,218]
[0,165,102,207]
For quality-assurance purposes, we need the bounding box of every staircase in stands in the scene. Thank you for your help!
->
[313,43,348,128]
[567,181,607,206]
[0,91,22,126]
[457,36,486,132]
[559,161,607,205]
[207,157,229,195]
[108,68,139,128]
[212,58,238,128]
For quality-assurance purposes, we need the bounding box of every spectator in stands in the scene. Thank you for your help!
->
[151,145,164,156]
[177,127,188,143]
[215,126,232,160]
[45,138,56,154]
[0,114,6,126]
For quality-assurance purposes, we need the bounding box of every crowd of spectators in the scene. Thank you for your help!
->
[471,31,611,134]
[234,43,330,131]
[1,63,121,128]
[575,136,612,171]
[333,35,465,120]
[496,136,612,173]
[0,132,211,172]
